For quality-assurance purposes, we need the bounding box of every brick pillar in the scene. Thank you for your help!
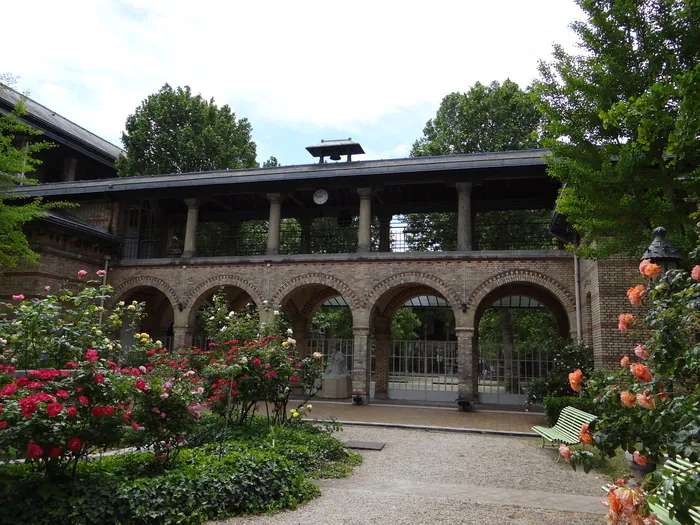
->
[352,326,371,403]
[266,193,283,255]
[457,182,473,251]
[456,327,476,410]
[181,199,200,258]
[356,187,372,252]
[173,325,194,348]
[292,316,309,359]
[374,315,391,393]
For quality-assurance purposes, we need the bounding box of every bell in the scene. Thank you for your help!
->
[330,153,342,161]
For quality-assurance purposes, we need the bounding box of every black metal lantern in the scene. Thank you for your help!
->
[641,227,682,274]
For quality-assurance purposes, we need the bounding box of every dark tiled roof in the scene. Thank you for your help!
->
[16,149,552,198]
[0,85,123,165]
[37,211,122,244]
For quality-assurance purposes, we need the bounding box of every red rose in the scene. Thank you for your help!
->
[55,390,70,398]
[48,447,62,458]
[46,402,63,416]
[84,349,98,363]
[123,411,132,423]
[0,421,8,429]
[27,382,43,390]
[79,396,89,405]
[253,358,261,366]
[1,384,17,397]
[131,421,140,430]
[91,406,104,417]
[68,438,82,451]
[38,370,53,381]
[65,361,78,369]
[15,377,29,387]
[67,406,78,417]
[135,379,147,391]
[290,375,298,383]
[103,406,115,416]
[94,374,105,384]
[27,443,43,458]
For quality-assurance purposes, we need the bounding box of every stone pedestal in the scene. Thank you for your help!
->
[318,375,352,399]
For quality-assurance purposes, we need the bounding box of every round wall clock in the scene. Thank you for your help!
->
[313,189,329,205]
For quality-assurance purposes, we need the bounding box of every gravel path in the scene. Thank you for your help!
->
[214,426,606,525]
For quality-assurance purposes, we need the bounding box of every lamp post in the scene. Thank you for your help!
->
[641,227,682,274]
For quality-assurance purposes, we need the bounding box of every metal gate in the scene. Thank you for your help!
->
[477,339,555,405]
[388,340,458,402]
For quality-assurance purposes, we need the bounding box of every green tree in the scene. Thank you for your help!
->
[404,80,545,251]
[262,156,279,168]
[411,79,541,157]
[390,308,422,341]
[534,0,700,259]
[0,76,56,273]
[117,84,258,177]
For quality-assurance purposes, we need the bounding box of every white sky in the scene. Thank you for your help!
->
[3,0,584,165]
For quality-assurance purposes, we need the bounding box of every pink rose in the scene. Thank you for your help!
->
[691,265,700,281]
[96,270,106,276]
[12,294,24,301]
[77,270,87,280]
[634,344,650,360]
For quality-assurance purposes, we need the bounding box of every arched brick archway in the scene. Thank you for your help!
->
[112,276,179,310]
[364,272,461,313]
[465,269,576,329]
[184,275,264,311]
[271,273,361,311]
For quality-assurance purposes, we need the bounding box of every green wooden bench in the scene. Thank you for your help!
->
[532,405,597,448]
[648,457,700,525]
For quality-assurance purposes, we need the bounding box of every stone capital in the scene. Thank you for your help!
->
[357,187,372,200]
[183,198,200,209]
[267,192,283,204]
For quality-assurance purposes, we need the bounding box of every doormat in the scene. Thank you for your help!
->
[344,441,386,451]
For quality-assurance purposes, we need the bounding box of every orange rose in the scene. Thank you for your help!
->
[579,423,594,445]
[559,444,573,464]
[634,344,650,360]
[626,285,646,306]
[633,452,648,465]
[630,363,653,382]
[618,313,636,333]
[568,369,583,392]
[620,356,630,367]
[636,391,656,409]
[620,391,636,407]
[639,259,661,278]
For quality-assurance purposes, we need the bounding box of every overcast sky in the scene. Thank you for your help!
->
[3,0,584,167]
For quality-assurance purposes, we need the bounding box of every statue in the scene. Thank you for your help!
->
[324,349,349,377]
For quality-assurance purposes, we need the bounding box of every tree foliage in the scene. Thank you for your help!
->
[534,0,700,259]
[117,84,258,177]
[0,76,56,273]
[411,79,541,156]
[405,80,546,252]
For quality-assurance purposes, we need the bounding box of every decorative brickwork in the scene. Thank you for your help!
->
[183,274,265,310]
[112,275,180,308]
[271,272,361,310]
[365,272,461,311]
[381,285,445,317]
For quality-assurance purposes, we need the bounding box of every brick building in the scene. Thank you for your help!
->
[0,90,641,408]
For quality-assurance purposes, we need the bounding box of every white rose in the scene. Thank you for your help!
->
[240,357,248,364]
[286,328,293,336]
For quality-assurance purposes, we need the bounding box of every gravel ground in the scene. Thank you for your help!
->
[214,426,606,525]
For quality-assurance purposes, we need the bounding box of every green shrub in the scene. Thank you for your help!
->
[0,448,318,525]
[543,396,598,426]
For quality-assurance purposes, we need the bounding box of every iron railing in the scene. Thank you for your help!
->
[308,338,354,371]
[388,340,458,392]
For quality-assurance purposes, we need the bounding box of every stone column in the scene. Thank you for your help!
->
[266,193,283,255]
[181,199,200,258]
[63,157,78,182]
[378,214,391,253]
[356,187,372,253]
[300,217,312,254]
[456,327,476,410]
[373,315,391,394]
[352,326,371,403]
[456,182,473,251]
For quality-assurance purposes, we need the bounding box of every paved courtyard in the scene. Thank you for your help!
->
[217,425,607,525]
